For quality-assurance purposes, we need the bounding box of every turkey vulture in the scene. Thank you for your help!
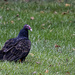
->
[0,24,32,62]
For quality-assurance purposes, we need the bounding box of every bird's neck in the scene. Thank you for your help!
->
[18,29,28,38]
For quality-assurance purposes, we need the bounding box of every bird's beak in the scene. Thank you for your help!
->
[30,29,32,31]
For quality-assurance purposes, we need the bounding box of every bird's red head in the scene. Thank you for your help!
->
[24,24,32,31]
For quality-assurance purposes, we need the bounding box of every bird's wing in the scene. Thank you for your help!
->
[2,38,18,52]
[3,38,31,61]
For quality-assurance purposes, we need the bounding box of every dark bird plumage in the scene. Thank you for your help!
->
[0,24,32,62]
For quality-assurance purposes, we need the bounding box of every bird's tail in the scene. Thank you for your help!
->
[0,50,3,60]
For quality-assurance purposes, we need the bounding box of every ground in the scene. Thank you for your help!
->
[0,0,75,75]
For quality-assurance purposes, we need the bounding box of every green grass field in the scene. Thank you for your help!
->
[0,0,75,75]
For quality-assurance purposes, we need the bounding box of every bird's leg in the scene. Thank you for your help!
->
[19,57,25,63]
[19,59,22,63]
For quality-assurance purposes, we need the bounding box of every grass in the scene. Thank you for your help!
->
[0,0,75,75]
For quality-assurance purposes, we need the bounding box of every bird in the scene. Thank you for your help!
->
[0,24,32,62]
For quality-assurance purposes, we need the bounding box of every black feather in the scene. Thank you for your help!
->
[0,24,32,62]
